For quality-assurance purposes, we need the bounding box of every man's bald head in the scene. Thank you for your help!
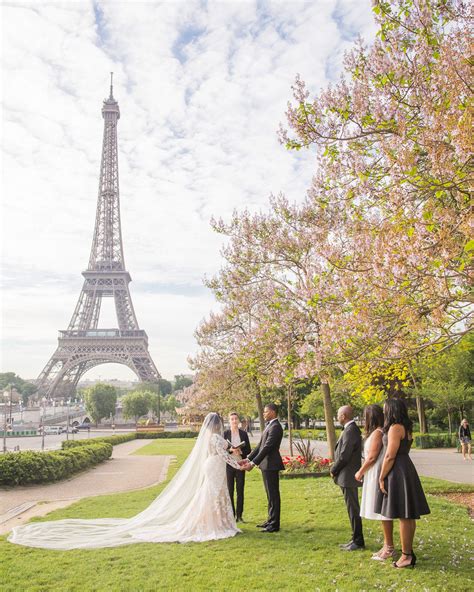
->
[337,405,354,425]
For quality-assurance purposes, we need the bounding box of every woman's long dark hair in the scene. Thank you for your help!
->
[363,404,384,437]
[383,398,413,435]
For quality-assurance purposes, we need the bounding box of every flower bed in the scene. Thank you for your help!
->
[281,454,332,478]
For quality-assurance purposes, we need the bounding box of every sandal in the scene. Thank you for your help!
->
[371,545,395,561]
[393,550,417,569]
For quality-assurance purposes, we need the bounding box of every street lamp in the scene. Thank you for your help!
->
[3,390,9,454]
[66,399,71,441]
[41,396,47,451]
[8,386,14,428]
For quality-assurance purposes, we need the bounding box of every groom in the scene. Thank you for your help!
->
[240,403,284,533]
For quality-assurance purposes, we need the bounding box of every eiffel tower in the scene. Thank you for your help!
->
[36,75,160,398]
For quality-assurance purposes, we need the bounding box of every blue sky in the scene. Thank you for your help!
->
[1,0,376,381]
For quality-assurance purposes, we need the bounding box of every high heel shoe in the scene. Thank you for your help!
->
[393,550,416,568]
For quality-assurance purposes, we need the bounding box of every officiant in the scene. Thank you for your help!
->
[224,412,251,522]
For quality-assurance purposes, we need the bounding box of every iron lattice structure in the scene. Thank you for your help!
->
[36,76,160,398]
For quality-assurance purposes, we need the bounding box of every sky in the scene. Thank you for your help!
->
[1,0,377,382]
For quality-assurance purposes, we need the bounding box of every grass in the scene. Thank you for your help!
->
[0,439,472,592]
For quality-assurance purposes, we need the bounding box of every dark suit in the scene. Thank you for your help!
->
[248,419,284,530]
[332,421,364,546]
[223,428,251,519]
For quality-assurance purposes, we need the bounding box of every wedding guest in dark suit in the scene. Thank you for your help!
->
[330,405,365,551]
[223,412,251,522]
[375,398,430,569]
[240,403,284,532]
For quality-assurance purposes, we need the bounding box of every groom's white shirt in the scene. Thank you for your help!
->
[264,418,279,432]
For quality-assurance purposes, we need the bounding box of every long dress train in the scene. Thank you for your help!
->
[8,414,241,549]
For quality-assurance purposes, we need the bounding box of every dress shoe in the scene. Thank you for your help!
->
[236,517,245,523]
[261,526,279,533]
[341,542,365,551]
[339,541,353,549]
[256,522,269,528]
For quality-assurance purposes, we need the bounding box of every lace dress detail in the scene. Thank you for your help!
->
[8,417,241,549]
[209,434,242,518]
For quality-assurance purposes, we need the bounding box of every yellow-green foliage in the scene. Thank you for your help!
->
[344,360,412,404]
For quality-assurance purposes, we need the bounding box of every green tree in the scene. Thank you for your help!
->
[299,390,324,419]
[173,375,193,392]
[0,372,38,405]
[149,392,165,423]
[83,383,117,425]
[158,379,172,396]
[122,390,152,423]
[140,379,172,397]
[416,336,474,433]
[164,395,180,419]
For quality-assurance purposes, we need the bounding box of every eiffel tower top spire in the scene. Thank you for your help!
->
[109,71,114,100]
[88,74,123,271]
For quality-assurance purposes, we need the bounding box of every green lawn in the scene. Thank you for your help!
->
[0,439,472,592]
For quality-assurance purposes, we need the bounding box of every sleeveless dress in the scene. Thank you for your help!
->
[374,429,430,520]
[359,428,390,521]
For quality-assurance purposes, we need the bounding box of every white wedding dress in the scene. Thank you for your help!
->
[8,413,242,549]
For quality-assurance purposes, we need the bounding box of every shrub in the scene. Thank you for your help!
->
[286,429,342,441]
[0,443,112,486]
[414,434,459,449]
[136,430,198,439]
[62,433,136,449]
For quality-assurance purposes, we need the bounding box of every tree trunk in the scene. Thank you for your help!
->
[321,379,336,460]
[254,382,265,432]
[408,362,428,434]
[416,395,428,434]
[287,384,293,456]
[447,409,452,435]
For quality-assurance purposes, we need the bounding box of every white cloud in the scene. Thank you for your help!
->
[1,0,377,380]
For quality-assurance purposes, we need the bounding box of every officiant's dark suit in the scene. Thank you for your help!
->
[224,427,251,521]
[331,410,364,550]
[247,414,284,532]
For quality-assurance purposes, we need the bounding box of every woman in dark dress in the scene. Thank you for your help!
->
[459,418,472,461]
[375,399,430,568]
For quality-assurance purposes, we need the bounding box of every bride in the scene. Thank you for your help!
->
[8,412,244,549]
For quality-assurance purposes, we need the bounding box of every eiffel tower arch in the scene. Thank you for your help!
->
[36,75,160,398]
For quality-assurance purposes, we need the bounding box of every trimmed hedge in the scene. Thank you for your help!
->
[61,431,197,449]
[62,433,136,449]
[414,434,459,449]
[136,430,198,439]
[0,442,112,486]
[285,429,343,441]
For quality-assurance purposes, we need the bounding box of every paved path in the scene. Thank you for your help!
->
[0,439,172,534]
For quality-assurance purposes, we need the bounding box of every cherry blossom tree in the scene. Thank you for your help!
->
[280,0,472,359]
